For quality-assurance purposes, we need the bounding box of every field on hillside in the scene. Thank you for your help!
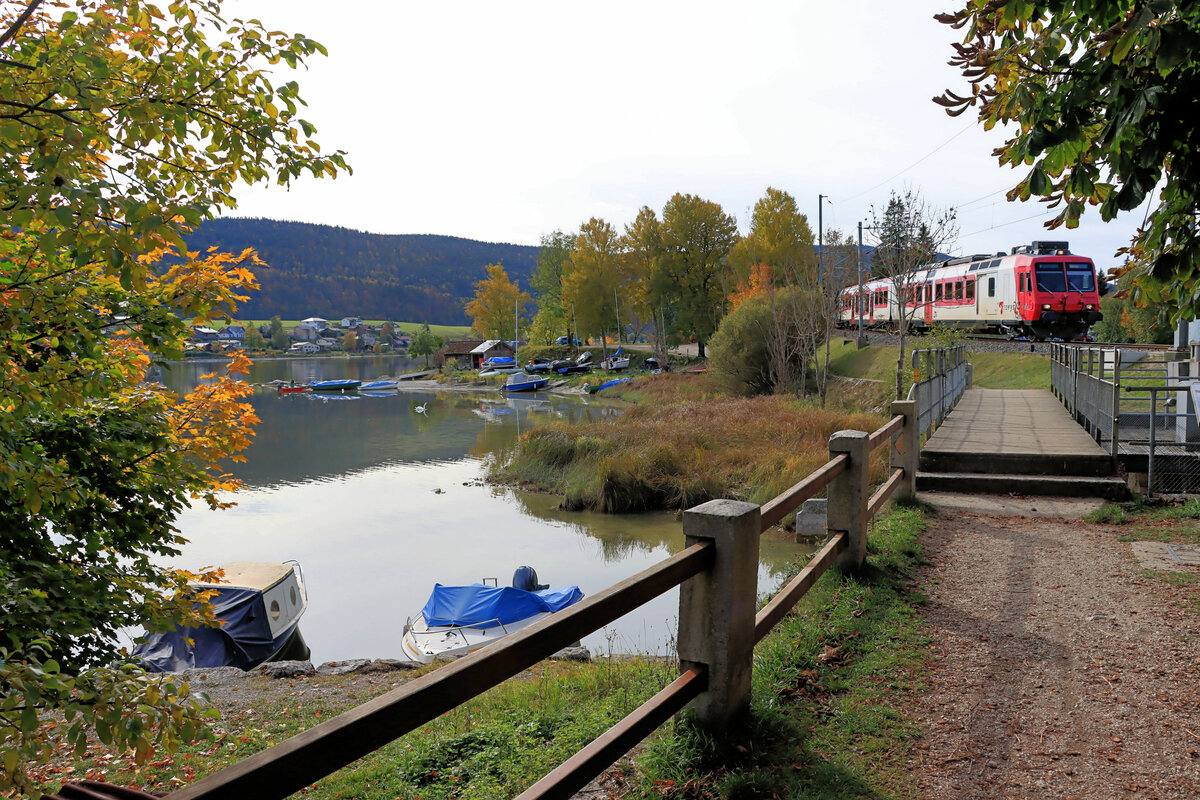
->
[242,320,471,338]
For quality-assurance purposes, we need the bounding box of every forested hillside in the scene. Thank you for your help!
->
[185,218,539,323]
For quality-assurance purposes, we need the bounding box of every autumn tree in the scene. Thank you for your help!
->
[465,263,531,341]
[651,193,739,358]
[529,230,575,344]
[563,218,623,354]
[621,207,663,353]
[0,0,347,792]
[867,189,958,399]
[936,0,1200,318]
[730,187,816,287]
[243,324,267,350]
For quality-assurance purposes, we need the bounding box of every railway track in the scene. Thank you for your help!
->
[853,330,1177,356]
[964,333,1175,351]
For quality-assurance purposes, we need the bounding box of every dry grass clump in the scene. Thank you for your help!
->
[493,389,890,513]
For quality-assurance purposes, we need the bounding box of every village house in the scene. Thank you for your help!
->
[189,325,219,343]
[437,339,515,370]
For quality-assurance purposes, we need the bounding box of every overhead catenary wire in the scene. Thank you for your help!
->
[837,120,977,204]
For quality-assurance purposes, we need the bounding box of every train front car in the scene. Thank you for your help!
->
[1010,241,1103,340]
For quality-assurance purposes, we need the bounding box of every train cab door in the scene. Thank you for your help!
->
[923,284,934,325]
[1016,266,1035,321]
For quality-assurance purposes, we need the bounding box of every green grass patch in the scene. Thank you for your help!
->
[828,341,896,382]
[966,351,1051,389]
[33,659,678,800]
[827,343,1051,391]
[636,504,931,799]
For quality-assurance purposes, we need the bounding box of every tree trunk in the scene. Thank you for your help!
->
[697,339,706,359]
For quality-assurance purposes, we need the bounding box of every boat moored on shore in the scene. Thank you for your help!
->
[401,567,583,664]
[133,561,310,673]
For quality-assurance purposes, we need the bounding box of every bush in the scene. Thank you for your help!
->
[709,289,813,396]
[708,293,778,396]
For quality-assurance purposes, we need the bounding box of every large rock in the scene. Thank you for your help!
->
[257,660,316,678]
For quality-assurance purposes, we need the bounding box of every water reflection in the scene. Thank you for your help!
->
[162,356,814,660]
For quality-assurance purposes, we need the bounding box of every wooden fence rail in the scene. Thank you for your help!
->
[54,390,936,800]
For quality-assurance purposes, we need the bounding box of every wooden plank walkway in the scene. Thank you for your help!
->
[918,389,1129,499]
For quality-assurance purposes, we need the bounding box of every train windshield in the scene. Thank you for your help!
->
[1034,262,1067,292]
[1065,262,1096,292]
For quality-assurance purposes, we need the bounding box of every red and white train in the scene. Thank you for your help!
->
[837,240,1104,341]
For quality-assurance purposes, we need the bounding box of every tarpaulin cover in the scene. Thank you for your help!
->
[421,584,583,627]
[133,586,280,673]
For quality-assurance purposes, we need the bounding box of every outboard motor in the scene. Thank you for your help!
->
[512,566,548,592]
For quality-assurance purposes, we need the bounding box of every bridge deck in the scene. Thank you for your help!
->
[921,388,1112,476]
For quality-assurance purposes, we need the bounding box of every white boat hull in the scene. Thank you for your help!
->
[401,611,551,663]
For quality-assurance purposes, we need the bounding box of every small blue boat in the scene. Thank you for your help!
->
[503,371,550,393]
[359,380,399,391]
[309,379,361,392]
[588,377,630,394]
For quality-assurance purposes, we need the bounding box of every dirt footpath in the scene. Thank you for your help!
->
[911,497,1200,799]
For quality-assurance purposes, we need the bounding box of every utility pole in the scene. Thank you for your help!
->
[818,194,830,288]
[856,221,869,350]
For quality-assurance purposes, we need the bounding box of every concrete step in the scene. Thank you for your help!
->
[917,471,1131,501]
[918,450,1114,477]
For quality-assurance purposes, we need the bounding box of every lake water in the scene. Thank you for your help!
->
[156,355,812,662]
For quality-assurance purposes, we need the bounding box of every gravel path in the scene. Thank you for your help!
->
[911,502,1200,798]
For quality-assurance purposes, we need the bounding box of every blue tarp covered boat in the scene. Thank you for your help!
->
[401,567,583,663]
[133,562,309,673]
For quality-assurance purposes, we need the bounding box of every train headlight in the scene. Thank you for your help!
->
[1041,304,1052,311]
[1085,304,1095,310]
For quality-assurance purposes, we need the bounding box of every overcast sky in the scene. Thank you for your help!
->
[228,0,1146,274]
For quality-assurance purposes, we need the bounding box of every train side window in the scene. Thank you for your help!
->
[966,279,975,301]
[988,277,995,297]
[955,281,963,301]
[935,284,943,302]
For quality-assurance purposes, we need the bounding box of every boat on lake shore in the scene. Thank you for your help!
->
[502,371,550,393]
[310,379,362,392]
[359,380,399,391]
[601,347,630,372]
[133,561,310,673]
[401,567,583,664]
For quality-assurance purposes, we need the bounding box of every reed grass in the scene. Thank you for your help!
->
[492,379,890,513]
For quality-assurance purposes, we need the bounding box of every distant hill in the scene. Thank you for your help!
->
[184,218,539,324]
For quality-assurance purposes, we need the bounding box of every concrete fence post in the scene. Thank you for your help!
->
[678,499,760,729]
[828,430,871,573]
[890,400,918,501]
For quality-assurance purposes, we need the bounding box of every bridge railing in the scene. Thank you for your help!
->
[53,405,929,800]
[907,344,969,438]
[1050,342,1200,494]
